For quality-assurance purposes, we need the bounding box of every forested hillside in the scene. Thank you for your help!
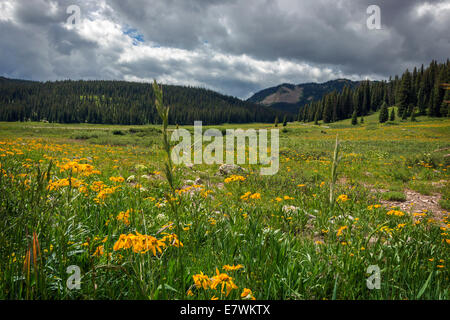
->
[1,59,448,126]
[0,78,288,125]
[298,59,450,123]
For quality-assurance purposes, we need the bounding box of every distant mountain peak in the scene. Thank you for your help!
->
[247,79,360,113]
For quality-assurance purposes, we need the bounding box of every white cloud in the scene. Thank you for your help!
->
[0,0,15,22]
[416,1,450,18]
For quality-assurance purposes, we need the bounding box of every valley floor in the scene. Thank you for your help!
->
[0,115,449,299]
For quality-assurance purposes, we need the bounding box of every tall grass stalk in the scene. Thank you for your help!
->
[152,80,185,291]
[329,135,341,207]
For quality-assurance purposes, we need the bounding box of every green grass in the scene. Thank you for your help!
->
[440,199,450,211]
[381,191,407,202]
[0,113,449,300]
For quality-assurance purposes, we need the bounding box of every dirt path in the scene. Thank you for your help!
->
[359,181,447,224]
[380,189,445,217]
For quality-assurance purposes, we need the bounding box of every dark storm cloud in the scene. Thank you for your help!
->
[0,0,448,98]
[108,0,449,75]
[107,0,233,50]
[0,0,121,80]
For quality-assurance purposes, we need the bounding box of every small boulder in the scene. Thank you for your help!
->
[282,205,300,214]
[217,164,246,176]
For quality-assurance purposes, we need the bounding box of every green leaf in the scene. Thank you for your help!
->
[332,274,339,300]
[157,283,179,294]
[416,271,433,299]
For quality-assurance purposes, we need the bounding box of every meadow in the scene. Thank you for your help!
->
[0,110,449,300]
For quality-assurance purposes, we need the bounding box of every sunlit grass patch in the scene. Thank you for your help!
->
[381,191,407,202]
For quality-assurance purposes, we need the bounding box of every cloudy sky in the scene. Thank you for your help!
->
[0,0,449,98]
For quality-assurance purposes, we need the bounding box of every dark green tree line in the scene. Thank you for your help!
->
[297,59,450,124]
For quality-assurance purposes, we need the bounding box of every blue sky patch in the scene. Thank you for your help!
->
[123,26,144,46]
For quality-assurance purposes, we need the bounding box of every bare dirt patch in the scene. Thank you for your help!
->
[262,85,303,105]
[378,189,446,222]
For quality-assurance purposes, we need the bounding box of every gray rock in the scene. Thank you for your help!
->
[306,214,316,220]
[218,164,246,175]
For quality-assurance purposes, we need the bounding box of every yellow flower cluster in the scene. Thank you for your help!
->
[275,195,294,202]
[222,264,244,271]
[367,204,382,210]
[192,272,211,290]
[210,269,238,296]
[109,176,125,183]
[336,194,349,202]
[224,175,246,183]
[336,225,348,237]
[209,217,217,226]
[47,177,83,191]
[113,231,182,255]
[241,288,256,300]
[90,181,105,192]
[240,192,261,200]
[413,212,427,218]
[117,209,132,225]
[201,189,214,198]
[176,184,204,195]
[92,245,104,257]
[379,226,394,235]
[396,223,406,230]
[386,210,405,217]
[94,186,119,203]
[58,160,100,176]
[193,268,238,297]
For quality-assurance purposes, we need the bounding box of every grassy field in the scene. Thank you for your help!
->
[0,110,449,300]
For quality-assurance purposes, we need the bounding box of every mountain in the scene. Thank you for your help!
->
[0,76,36,84]
[247,79,360,113]
[0,77,290,125]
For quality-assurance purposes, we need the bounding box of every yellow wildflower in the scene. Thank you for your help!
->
[222,264,244,271]
[241,288,256,300]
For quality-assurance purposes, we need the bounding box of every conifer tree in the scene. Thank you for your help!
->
[401,108,408,120]
[297,108,303,122]
[351,110,358,125]
[379,102,388,123]
[389,108,396,121]
[314,109,319,125]
[397,70,412,117]
[322,95,332,123]
[410,107,416,121]
[429,69,446,117]
[441,85,450,116]
[362,81,371,115]
[417,88,426,115]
